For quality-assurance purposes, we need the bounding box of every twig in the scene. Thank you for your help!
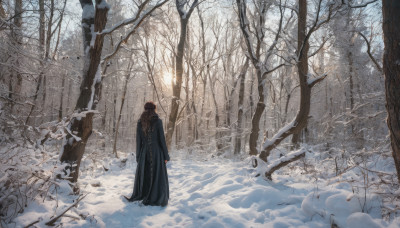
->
[44,194,88,226]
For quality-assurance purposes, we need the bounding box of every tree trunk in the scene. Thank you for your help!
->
[166,11,189,149]
[52,0,67,60]
[45,0,54,59]
[11,0,23,113]
[185,61,192,146]
[112,76,117,135]
[197,9,207,136]
[382,0,400,183]
[234,58,249,155]
[39,0,45,57]
[166,0,199,149]
[166,17,188,149]
[190,64,199,141]
[58,72,66,121]
[66,76,72,115]
[248,69,266,156]
[209,72,222,151]
[60,0,109,183]
[113,72,130,158]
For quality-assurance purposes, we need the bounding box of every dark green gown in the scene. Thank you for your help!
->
[129,115,170,206]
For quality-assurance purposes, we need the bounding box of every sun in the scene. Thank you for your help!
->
[162,71,174,85]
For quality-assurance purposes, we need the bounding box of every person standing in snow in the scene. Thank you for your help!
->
[125,101,170,206]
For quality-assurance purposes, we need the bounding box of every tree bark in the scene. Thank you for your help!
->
[0,0,6,18]
[291,1,311,148]
[382,0,400,183]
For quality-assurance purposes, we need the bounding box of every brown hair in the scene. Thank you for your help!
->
[140,101,157,135]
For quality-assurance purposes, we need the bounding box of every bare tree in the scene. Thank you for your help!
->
[60,0,110,183]
[165,0,200,149]
[258,0,330,163]
[112,60,134,158]
[60,0,168,183]
[236,0,286,156]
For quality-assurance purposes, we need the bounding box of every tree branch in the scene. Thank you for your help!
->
[308,73,327,87]
[44,194,88,226]
[358,31,383,73]
[264,148,307,180]
[100,0,152,35]
[102,0,169,63]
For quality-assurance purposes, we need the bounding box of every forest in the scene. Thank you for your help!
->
[1,0,400,227]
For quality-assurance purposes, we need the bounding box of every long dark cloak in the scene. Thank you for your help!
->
[128,115,170,206]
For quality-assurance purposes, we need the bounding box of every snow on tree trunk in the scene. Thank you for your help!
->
[59,0,109,183]
[382,0,400,183]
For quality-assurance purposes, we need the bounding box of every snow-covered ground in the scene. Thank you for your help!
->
[12,149,400,228]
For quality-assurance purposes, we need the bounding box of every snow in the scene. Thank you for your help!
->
[89,31,97,48]
[347,212,383,228]
[71,110,100,121]
[301,188,383,227]
[65,125,81,142]
[9,149,400,227]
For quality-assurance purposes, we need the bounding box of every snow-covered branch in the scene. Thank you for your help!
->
[263,119,297,151]
[264,147,307,179]
[307,73,327,87]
